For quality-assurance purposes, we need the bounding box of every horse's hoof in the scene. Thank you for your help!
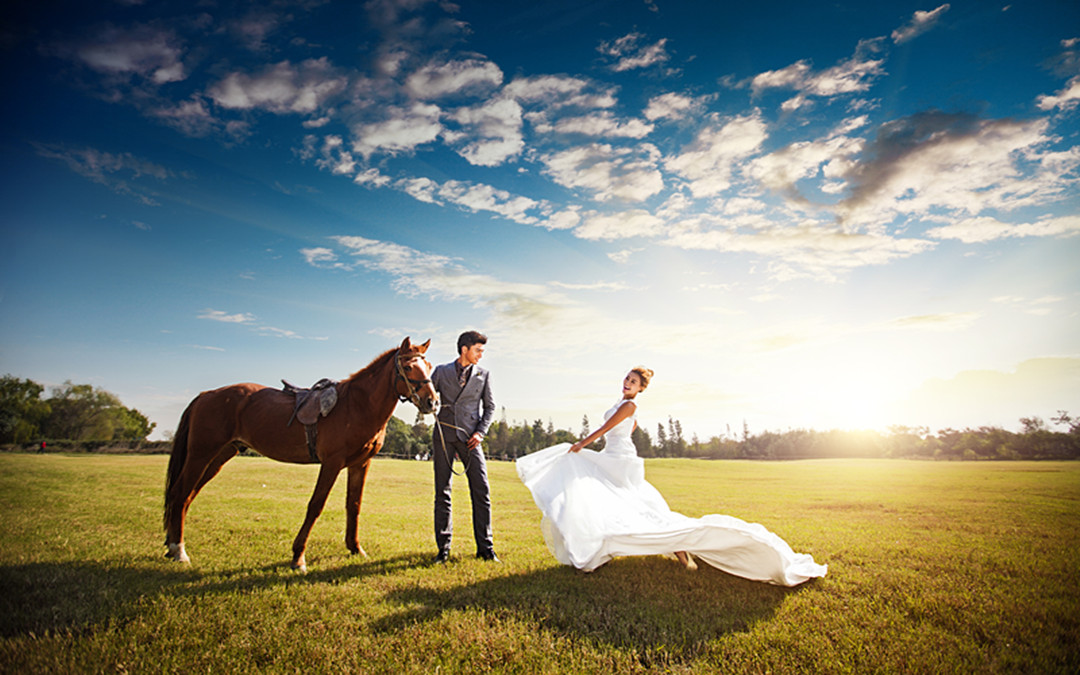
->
[166,543,190,563]
[291,556,307,573]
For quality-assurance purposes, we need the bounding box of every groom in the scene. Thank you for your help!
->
[431,330,498,563]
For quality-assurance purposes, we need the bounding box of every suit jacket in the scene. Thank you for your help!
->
[432,361,495,443]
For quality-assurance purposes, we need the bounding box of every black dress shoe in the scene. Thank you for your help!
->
[476,550,500,562]
[434,549,451,564]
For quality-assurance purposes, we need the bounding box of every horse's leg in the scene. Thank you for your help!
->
[345,460,372,556]
[165,444,239,563]
[291,462,342,572]
[192,443,241,495]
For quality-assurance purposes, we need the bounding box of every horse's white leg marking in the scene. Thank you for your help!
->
[167,542,190,563]
[291,553,307,574]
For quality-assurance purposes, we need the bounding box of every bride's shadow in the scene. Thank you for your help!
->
[373,556,797,653]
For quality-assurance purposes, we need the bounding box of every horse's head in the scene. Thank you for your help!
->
[394,337,439,415]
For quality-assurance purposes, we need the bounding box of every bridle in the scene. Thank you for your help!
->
[394,349,434,408]
[395,348,469,476]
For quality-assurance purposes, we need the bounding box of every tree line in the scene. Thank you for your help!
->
[0,375,155,444]
[381,408,1080,461]
[4,371,1077,461]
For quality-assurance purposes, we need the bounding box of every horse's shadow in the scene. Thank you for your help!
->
[0,553,800,654]
[0,559,200,638]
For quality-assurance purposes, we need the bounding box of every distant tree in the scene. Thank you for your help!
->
[411,411,432,457]
[668,417,687,456]
[632,425,653,457]
[531,418,547,448]
[1020,416,1047,434]
[0,375,51,443]
[112,406,156,441]
[44,382,123,441]
[656,422,668,456]
[1051,411,1080,435]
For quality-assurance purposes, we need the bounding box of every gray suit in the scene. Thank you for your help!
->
[431,361,495,555]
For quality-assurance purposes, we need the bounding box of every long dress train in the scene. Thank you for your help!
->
[515,400,827,586]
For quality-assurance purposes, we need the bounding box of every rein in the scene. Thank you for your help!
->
[434,418,471,477]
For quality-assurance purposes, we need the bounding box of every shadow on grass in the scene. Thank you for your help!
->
[0,559,201,638]
[374,556,799,654]
[0,552,421,639]
[1,552,803,656]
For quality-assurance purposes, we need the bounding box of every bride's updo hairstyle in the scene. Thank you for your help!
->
[630,366,654,390]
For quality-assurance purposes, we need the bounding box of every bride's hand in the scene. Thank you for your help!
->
[568,442,583,453]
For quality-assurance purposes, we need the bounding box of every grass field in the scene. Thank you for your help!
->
[0,453,1077,673]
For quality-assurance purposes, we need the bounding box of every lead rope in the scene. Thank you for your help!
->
[434,418,472,477]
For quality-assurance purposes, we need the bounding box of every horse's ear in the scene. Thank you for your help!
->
[400,336,412,350]
[418,339,430,353]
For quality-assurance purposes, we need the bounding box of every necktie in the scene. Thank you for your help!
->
[458,365,469,388]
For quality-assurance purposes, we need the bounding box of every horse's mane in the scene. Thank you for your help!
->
[345,344,429,384]
[346,348,397,384]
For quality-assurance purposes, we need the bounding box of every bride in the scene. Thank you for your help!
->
[515,367,827,586]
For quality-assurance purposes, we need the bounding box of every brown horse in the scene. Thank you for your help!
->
[164,337,438,572]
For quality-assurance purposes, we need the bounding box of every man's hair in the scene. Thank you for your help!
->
[457,330,487,354]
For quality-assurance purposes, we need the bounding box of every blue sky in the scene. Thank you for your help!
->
[1,0,1078,442]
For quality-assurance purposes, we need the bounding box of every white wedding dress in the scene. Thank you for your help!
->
[516,400,827,586]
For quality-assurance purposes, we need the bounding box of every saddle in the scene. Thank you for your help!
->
[282,378,339,462]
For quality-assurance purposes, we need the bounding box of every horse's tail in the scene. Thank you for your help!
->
[164,397,196,533]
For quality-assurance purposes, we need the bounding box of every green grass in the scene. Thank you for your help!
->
[0,454,1077,673]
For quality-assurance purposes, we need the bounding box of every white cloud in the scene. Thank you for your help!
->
[664,111,767,197]
[751,39,885,102]
[227,10,288,52]
[1037,76,1080,112]
[405,58,504,99]
[300,134,358,175]
[150,97,222,137]
[445,96,524,166]
[575,210,666,240]
[344,169,558,227]
[349,102,443,157]
[197,307,318,340]
[198,309,256,324]
[836,112,1066,225]
[926,215,1080,243]
[327,235,575,329]
[533,111,653,139]
[543,207,583,230]
[751,61,811,94]
[504,75,617,111]
[663,220,936,282]
[541,143,664,202]
[67,23,187,84]
[882,312,979,332]
[643,92,704,121]
[891,4,951,44]
[208,58,347,114]
[747,134,865,198]
[33,143,171,205]
[608,248,642,264]
[353,167,392,188]
[300,247,342,266]
[598,32,671,72]
[433,180,541,224]
[550,281,631,292]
